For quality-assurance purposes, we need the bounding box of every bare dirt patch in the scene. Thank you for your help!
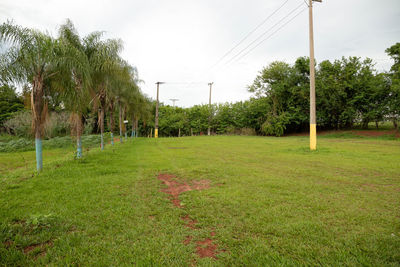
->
[196,238,218,259]
[157,173,210,208]
[157,173,222,261]
[352,130,397,137]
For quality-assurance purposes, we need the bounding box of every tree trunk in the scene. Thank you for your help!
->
[123,106,127,140]
[32,76,45,172]
[118,101,123,144]
[100,107,105,150]
[375,121,379,129]
[393,119,398,130]
[76,113,83,158]
[179,128,181,137]
[131,115,135,138]
[135,118,139,137]
[110,108,114,146]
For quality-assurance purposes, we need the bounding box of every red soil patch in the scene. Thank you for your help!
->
[352,130,397,137]
[287,129,400,138]
[157,173,210,208]
[157,173,221,261]
[196,238,218,259]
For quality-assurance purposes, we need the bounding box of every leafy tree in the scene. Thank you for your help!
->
[385,43,400,129]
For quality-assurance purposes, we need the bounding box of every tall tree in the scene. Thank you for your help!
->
[0,21,82,171]
[57,20,91,158]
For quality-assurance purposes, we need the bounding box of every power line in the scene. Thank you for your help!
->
[233,7,307,64]
[210,0,290,69]
[223,2,305,66]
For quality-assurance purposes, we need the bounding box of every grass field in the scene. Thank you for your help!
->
[0,136,399,266]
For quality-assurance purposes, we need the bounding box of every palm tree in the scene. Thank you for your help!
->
[57,20,91,158]
[0,21,84,171]
[83,32,123,150]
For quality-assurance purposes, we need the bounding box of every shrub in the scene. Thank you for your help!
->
[3,110,32,137]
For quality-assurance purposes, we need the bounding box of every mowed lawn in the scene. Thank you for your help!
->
[0,136,399,266]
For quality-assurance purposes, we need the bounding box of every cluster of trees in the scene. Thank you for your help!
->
[145,99,268,137]
[151,44,399,137]
[248,49,399,136]
[0,20,152,171]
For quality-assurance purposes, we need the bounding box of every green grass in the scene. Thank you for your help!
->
[0,136,399,266]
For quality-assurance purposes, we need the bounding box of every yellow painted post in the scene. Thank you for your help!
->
[308,0,321,150]
[155,82,164,138]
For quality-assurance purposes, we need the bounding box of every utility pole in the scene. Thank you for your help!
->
[309,0,321,150]
[155,82,164,138]
[208,82,213,136]
[169,98,179,107]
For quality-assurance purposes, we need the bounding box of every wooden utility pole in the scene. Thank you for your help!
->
[208,82,213,136]
[309,0,321,150]
[155,82,164,138]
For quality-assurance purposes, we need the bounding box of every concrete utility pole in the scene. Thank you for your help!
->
[208,82,213,136]
[170,98,179,107]
[155,82,164,138]
[309,0,321,150]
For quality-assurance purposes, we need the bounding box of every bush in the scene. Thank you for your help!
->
[3,110,32,137]
[262,113,290,137]
[3,111,71,138]
[44,112,70,138]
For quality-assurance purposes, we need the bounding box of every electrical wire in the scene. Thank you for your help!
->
[223,2,305,66]
[210,0,291,69]
[233,7,307,64]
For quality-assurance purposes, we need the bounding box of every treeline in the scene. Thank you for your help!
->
[144,44,399,137]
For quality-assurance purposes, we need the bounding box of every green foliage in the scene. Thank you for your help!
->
[249,52,400,135]
[0,84,25,127]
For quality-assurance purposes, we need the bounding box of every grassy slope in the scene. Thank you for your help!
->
[0,136,399,266]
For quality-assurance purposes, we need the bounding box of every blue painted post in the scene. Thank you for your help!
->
[35,138,43,172]
[111,132,114,146]
[101,133,104,150]
[77,136,82,158]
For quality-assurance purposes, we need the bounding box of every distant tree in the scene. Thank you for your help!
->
[0,84,24,128]
[385,43,400,129]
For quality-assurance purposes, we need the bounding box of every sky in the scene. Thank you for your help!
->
[1,0,399,107]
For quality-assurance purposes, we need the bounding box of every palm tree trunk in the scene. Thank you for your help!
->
[123,106,127,140]
[135,118,139,137]
[110,108,114,146]
[100,107,105,150]
[131,115,135,138]
[119,101,123,144]
[32,77,44,172]
[76,113,83,158]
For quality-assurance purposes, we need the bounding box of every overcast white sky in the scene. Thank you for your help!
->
[1,0,399,107]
